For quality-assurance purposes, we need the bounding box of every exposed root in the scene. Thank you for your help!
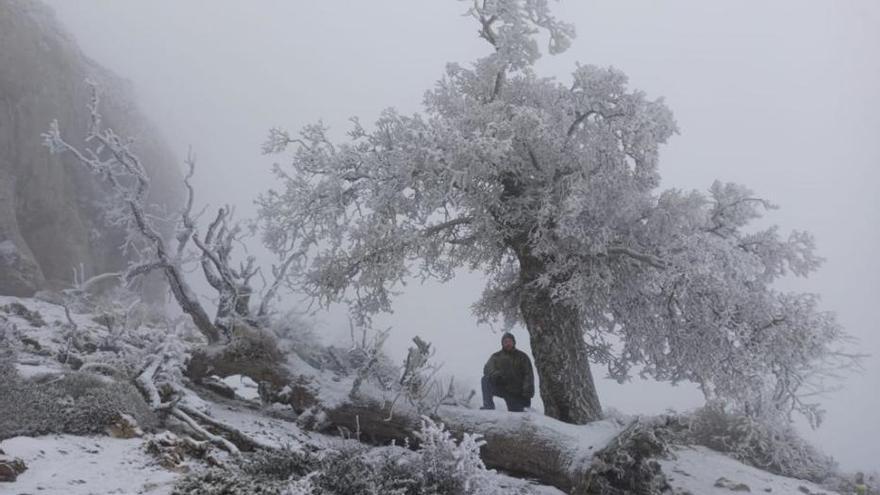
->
[177,403,271,452]
[170,406,240,456]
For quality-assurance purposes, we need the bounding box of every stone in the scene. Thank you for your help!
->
[107,412,143,439]
[0,457,27,482]
[715,477,752,492]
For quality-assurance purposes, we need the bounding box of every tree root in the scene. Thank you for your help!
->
[169,406,240,456]
[176,403,272,452]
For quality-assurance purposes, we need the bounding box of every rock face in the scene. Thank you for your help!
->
[0,0,182,296]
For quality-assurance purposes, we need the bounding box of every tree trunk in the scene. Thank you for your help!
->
[162,265,222,344]
[521,292,602,423]
[516,250,602,424]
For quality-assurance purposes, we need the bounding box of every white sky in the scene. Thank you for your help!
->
[42,0,879,470]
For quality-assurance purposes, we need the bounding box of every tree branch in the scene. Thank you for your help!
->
[606,246,667,270]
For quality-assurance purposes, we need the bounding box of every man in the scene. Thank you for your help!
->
[854,472,868,495]
[480,332,535,412]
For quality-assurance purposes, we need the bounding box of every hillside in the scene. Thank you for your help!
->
[0,295,848,494]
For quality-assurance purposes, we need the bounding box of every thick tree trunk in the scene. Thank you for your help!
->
[521,292,602,423]
[516,248,602,424]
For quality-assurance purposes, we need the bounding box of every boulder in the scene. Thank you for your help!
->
[0,455,27,482]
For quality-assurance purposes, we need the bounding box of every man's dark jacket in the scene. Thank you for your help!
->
[483,348,535,400]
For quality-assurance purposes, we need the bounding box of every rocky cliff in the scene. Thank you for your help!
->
[0,0,182,296]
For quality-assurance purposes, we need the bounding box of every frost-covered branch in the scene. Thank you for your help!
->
[41,84,294,342]
[44,85,222,343]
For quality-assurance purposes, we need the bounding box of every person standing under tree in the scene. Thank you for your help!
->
[480,332,535,412]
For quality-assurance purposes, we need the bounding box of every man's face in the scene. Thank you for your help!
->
[501,337,515,351]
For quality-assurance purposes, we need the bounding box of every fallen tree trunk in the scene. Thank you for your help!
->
[185,345,640,493]
[322,398,624,493]
[256,350,631,494]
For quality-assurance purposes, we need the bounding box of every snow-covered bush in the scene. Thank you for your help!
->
[0,364,156,439]
[172,468,281,495]
[243,448,316,481]
[174,449,316,495]
[174,418,511,495]
[280,473,319,495]
[583,418,674,495]
[309,437,497,495]
[685,404,837,482]
[224,323,284,365]
[311,446,389,495]
[172,468,317,495]
[413,416,493,494]
[61,373,157,433]
[0,301,46,327]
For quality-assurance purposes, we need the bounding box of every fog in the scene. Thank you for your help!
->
[43,0,879,469]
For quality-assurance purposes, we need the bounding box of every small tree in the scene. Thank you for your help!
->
[259,0,855,424]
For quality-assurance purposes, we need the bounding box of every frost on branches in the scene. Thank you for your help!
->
[258,0,855,426]
[43,83,289,345]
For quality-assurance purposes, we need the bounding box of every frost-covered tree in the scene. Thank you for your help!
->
[43,85,286,344]
[259,0,852,424]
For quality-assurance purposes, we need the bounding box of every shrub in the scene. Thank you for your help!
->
[173,449,317,495]
[1,302,46,327]
[312,447,388,495]
[315,417,502,494]
[0,364,156,439]
[242,448,316,481]
[174,417,511,495]
[414,416,493,494]
[172,468,286,495]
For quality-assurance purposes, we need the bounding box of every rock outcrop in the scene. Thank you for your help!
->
[0,0,182,296]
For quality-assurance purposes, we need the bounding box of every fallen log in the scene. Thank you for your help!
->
[267,351,628,494]
[321,397,624,493]
[185,342,631,493]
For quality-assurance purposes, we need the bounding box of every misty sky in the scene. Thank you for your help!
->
[42,0,879,470]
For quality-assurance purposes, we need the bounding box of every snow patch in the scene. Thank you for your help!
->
[14,361,65,378]
[661,445,839,495]
[219,374,261,401]
[207,401,312,451]
[0,434,178,494]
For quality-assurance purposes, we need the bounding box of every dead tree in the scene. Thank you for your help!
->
[43,84,295,344]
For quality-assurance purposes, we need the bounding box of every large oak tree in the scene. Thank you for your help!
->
[259,0,848,425]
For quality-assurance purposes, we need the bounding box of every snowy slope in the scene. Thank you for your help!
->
[1,435,177,494]
[0,296,846,494]
[662,446,839,495]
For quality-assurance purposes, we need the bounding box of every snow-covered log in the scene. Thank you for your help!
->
[318,398,623,493]
[245,353,623,494]
[184,341,622,491]
[183,333,628,492]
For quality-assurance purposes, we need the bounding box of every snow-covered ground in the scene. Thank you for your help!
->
[1,435,177,494]
[0,295,845,494]
[662,446,837,495]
